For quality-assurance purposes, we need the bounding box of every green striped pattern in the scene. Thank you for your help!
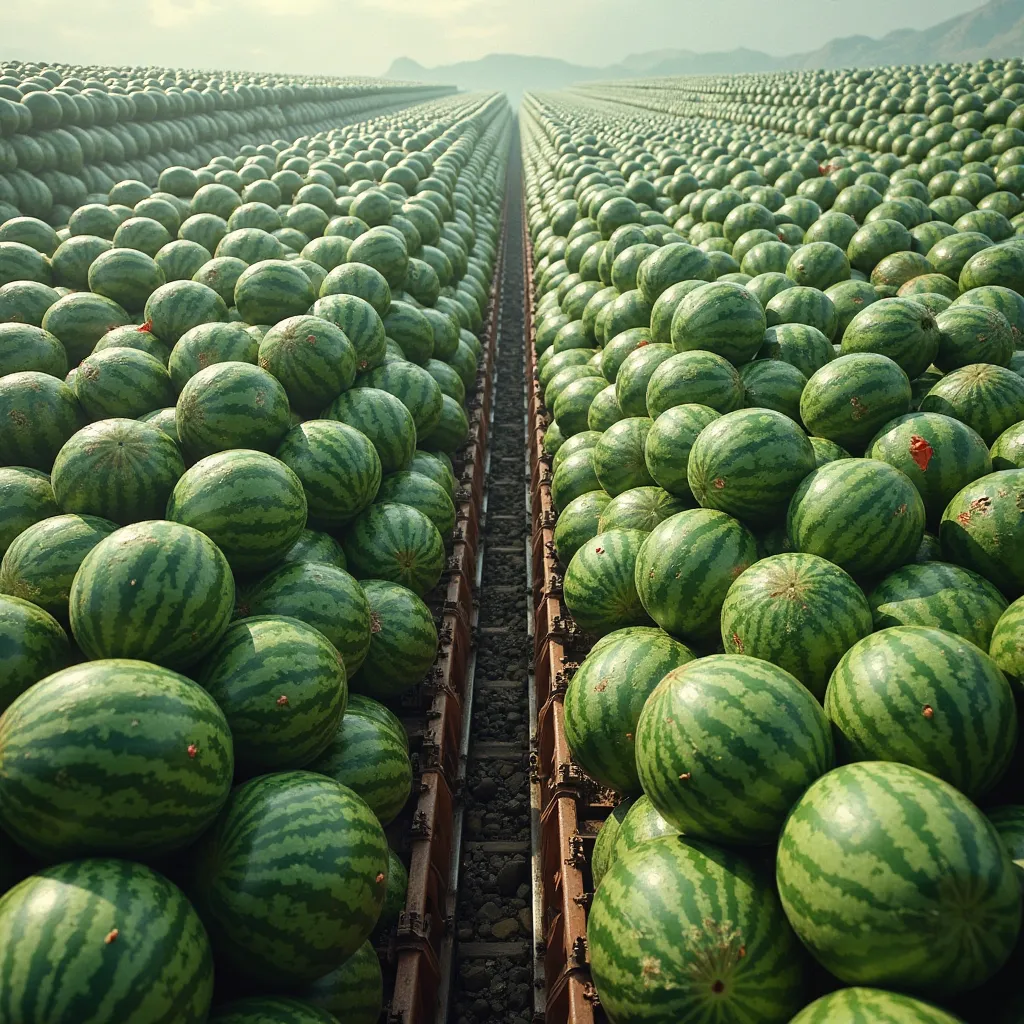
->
[175,361,291,461]
[424,358,466,406]
[869,561,1008,648]
[276,420,381,530]
[323,387,416,475]
[564,628,694,794]
[589,835,806,1024]
[0,859,214,1023]
[649,280,705,345]
[42,292,131,366]
[350,580,438,700]
[241,561,370,675]
[143,280,229,345]
[0,371,83,471]
[298,941,382,1024]
[776,761,1021,995]
[311,295,387,372]
[738,360,806,421]
[553,491,611,565]
[342,502,444,598]
[554,376,608,438]
[766,285,839,341]
[608,795,678,869]
[52,418,184,526]
[564,529,650,636]
[598,326,648,382]
[257,315,356,414]
[421,307,460,362]
[593,418,654,497]
[809,436,852,467]
[636,242,715,305]
[167,450,307,574]
[920,364,1024,445]
[758,323,834,379]
[670,281,768,365]
[553,431,601,472]
[409,450,456,499]
[0,513,119,626]
[309,708,413,825]
[990,596,1024,686]
[417,394,470,454]
[721,552,873,701]
[614,343,675,419]
[826,625,1016,799]
[234,260,316,326]
[645,350,745,419]
[587,384,624,432]
[598,486,690,534]
[94,325,171,365]
[346,694,408,752]
[192,256,246,306]
[374,848,408,936]
[281,529,347,570]
[635,509,758,643]
[192,771,387,982]
[538,347,594,391]
[0,466,58,556]
[788,459,926,578]
[0,323,67,378]
[73,347,174,421]
[199,615,345,773]
[210,998,339,1024]
[376,471,456,537]
[319,262,391,317]
[347,230,409,289]
[69,519,235,671]
[168,321,259,393]
[636,655,833,844]
[591,800,633,890]
[988,805,1024,872]
[992,421,1024,471]
[0,659,233,858]
[801,353,912,453]
[840,298,940,379]
[357,361,444,437]
[688,408,816,522]
[643,404,720,498]
[0,594,70,713]
[382,301,434,364]
[867,411,993,525]
[940,470,1024,598]
[934,305,1015,372]
[790,988,966,1024]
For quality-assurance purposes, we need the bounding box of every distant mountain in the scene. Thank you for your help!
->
[384,0,1024,101]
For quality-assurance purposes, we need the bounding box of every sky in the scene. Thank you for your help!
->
[1,0,992,77]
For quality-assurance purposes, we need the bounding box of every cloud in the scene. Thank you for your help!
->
[148,0,219,30]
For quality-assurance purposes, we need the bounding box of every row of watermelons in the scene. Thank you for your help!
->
[522,62,1024,1024]
[0,73,511,1024]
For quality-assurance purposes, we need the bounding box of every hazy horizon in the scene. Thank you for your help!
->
[2,0,992,79]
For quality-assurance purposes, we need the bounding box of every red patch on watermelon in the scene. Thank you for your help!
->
[277,695,289,706]
[731,632,745,653]
[187,743,198,759]
[594,546,604,554]
[637,339,649,348]
[139,320,154,333]
[922,704,934,719]
[908,435,933,472]
[104,929,119,944]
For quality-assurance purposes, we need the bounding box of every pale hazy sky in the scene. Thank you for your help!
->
[2,0,991,78]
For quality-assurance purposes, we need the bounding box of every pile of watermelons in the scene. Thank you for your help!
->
[524,56,1024,1024]
[0,61,510,1024]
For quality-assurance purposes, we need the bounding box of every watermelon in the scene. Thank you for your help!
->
[553,431,601,472]
[0,593,70,712]
[418,393,469,453]
[215,227,285,264]
[347,229,408,289]
[636,654,833,843]
[636,242,715,304]
[357,361,444,438]
[176,361,291,461]
[592,800,633,890]
[643,404,720,498]
[598,486,689,534]
[95,324,171,365]
[143,280,228,346]
[193,256,247,306]
[276,420,381,530]
[0,281,60,331]
[280,529,347,571]
[645,350,744,419]
[0,322,67,378]
[934,305,1015,371]
[554,375,607,437]
[563,529,650,636]
[0,371,83,471]
[867,412,993,525]
[992,422,1024,471]
[234,259,316,326]
[69,519,234,670]
[592,418,654,496]
[424,358,466,406]
[73,346,174,421]
[826,279,879,339]
[635,508,758,642]
[191,771,387,982]
[375,471,455,536]
[801,354,912,453]
[298,940,383,1022]
[607,794,678,870]
[342,502,444,597]
[319,263,391,318]
[739,359,807,420]
[790,989,966,1024]
[550,447,602,514]
[941,470,1024,597]
[323,387,416,474]
[0,466,58,556]
[409,450,456,499]
[553,491,612,565]
[952,285,1024,340]
[991,597,1024,688]
[589,835,806,1024]
[86,248,166,313]
[670,282,766,365]
[777,761,1020,995]
[721,552,873,700]
[0,859,214,1023]
[920,363,1024,444]
[758,322,833,378]
[839,298,940,380]
[209,998,339,1024]
[564,628,694,794]
[381,301,434,364]
[788,459,925,578]
[688,408,815,523]
[615,343,675,418]
[587,384,624,432]
[168,321,259,392]
[41,292,132,367]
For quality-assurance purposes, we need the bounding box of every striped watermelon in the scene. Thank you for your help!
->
[866,412,993,525]
[670,281,768,365]
[788,459,926,578]
[591,800,633,890]
[615,343,675,418]
[311,294,387,373]
[257,315,357,414]
[298,941,382,1024]
[553,431,601,472]
[154,241,211,285]
[990,597,1024,687]
[69,520,235,670]
[553,491,612,565]
[826,625,1016,798]
[589,835,806,1024]
[643,404,720,498]
[0,859,214,1023]
[739,359,806,421]
[409,450,456,499]
[564,627,694,794]
[347,229,409,289]
[74,346,175,421]
[599,327,649,382]
[869,561,1008,649]
[323,387,416,475]
[0,322,67,378]
[0,658,233,858]
[95,324,172,366]
[649,280,707,345]
[424,358,466,406]
[0,466,58,556]
[344,694,408,752]
[992,422,1024,471]
[809,436,852,467]
[281,530,347,571]
[276,420,381,530]
[143,280,228,346]
[191,771,388,982]
[645,350,745,419]
[42,292,132,367]
[593,418,654,497]
[319,262,391,318]
[989,805,1024,871]
[0,593,70,713]
[0,371,83,471]
[800,354,912,453]
[563,529,650,636]
[934,305,1015,372]
[687,408,816,523]
[167,450,307,574]
[588,384,625,432]
[417,393,469,453]
[357,361,444,438]
[790,989,966,1024]
[635,509,758,643]
[777,761,1020,995]
[209,998,339,1024]
[192,256,247,306]
[608,795,678,868]
[381,301,434,364]
[234,260,316,326]
[636,242,715,305]
[376,471,456,537]
[168,321,259,393]
[199,615,346,773]
[636,655,833,843]
[721,552,873,700]
[920,364,1024,445]
[766,285,839,340]
[309,706,412,825]
[554,376,607,437]
[840,298,940,380]
[758,323,834,379]
[52,418,184,526]
[350,580,437,699]
[598,486,690,534]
